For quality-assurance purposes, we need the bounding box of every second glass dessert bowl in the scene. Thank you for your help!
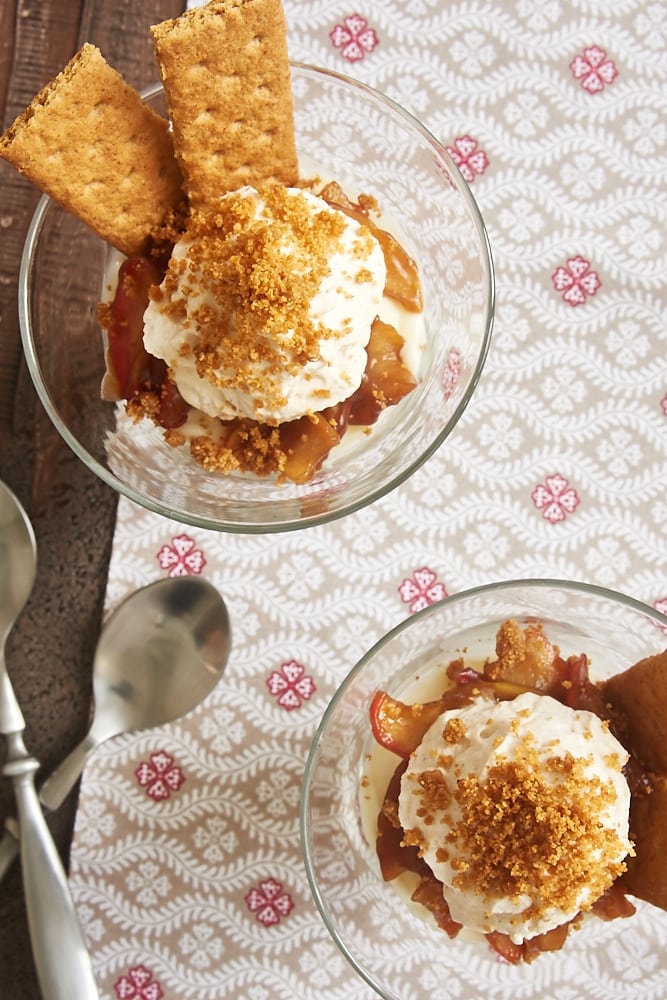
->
[19,63,493,533]
[301,579,667,999]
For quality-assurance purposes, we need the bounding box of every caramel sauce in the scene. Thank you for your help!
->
[319,181,423,312]
[99,256,168,404]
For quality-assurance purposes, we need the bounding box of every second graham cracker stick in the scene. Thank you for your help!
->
[151,0,299,212]
[0,43,184,257]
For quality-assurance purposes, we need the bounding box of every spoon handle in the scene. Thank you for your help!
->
[38,732,98,812]
[0,733,98,881]
[4,748,99,999]
[0,815,19,875]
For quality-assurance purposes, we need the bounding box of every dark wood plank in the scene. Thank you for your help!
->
[0,3,185,996]
[0,0,82,439]
[80,0,178,89]
[0,0,18,128]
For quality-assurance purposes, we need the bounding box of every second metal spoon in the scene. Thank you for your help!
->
[0,575,231,878]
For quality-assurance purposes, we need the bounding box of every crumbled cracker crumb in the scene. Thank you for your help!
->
[404,731,628,924]
[443,718,467,745]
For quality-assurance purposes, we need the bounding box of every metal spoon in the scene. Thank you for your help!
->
[0,575,232,878]
[0,479,99,999]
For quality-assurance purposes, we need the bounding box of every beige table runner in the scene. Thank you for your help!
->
[68,2,667,997]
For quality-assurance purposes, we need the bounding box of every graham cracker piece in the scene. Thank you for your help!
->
[151,0,298,211]
[603,650,667,774]
[0,43,184,257]
[603,649,667,909]
[622,776,667,910]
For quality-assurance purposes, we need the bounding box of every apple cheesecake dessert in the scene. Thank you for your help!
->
[365,619,667,963]
[0,0,423,484]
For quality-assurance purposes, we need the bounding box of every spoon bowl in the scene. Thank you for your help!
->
[0,484,36,649]
[39,577,231,811]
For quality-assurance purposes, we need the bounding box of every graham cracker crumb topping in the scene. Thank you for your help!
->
[443,717,467,745]
[153,183,376,422]
[405,731,629,922]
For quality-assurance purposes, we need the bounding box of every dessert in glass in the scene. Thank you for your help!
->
[301,580,667,999]
[3,0,493,532]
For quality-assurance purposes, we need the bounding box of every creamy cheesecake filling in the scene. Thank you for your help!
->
[398,691,632,944]
[143,184,386,424]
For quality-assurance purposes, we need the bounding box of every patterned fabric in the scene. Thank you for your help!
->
[68,2,667,997]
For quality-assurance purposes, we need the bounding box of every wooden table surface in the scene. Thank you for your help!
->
[0,3,184,995]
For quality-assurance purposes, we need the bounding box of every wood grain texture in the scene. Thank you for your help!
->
[0,3,185,997]
[0,1,81,441]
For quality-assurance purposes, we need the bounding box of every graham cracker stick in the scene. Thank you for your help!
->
[151,0,298,210]
[604,651,667,774]
[604,650,667,909]
[622,776,667,909]
[0,43,184,257]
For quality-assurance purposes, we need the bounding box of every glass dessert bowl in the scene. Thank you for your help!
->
[19,64,493,533]
[301,579,667,999]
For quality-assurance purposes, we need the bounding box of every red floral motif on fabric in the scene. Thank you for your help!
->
[531,474,580,522]
[157,534,206,577]
[442,347,462,399]
[446,136,489,184]
[570,46,618,93]
[552,256,601,306]
[135,751,185,801]
[399,568,448,614]
[330,14,379,62]
[245,878,295,925]
[661,393,667,417]
[267,660,316,710]
[114,966,163,1000]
